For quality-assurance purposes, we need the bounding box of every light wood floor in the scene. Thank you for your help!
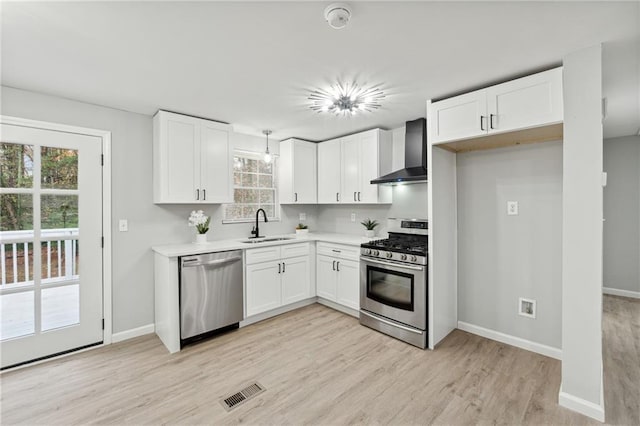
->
[1,295,637,425]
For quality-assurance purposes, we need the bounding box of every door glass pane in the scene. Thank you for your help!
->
[0,143,34,188]
[41,194,78,230]
[1,194,33,231]
[41,147,78,189]
[0,291,35,340]
[41,285,79,331]
[367,267,414,311]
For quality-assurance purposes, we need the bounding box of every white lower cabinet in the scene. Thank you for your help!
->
[245,244,312,317]
[316,242,360,311]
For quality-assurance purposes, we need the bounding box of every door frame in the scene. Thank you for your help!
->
[1,115,113,347]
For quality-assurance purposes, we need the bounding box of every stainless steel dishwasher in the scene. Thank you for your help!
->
[179,250,243,345]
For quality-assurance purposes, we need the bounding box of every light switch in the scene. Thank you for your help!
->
[119,219,128,232]
[299,212,306,221]
[507,201,519,216]
[351,213,356,222]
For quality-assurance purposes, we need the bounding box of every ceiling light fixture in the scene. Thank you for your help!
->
[262,130,273,164]
[324,3,351,29]
[309,81,385,116]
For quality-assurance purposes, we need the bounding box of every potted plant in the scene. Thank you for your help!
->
[188,210,211,244]
[295,223,309,238]
[361,218,379,238]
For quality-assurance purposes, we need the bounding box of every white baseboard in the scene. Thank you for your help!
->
[457,321,562,360]
[112,324,155,343]
[603,286,640,299]
[559,384,605,422]
[317,298,359,318]
[240,298,317,327]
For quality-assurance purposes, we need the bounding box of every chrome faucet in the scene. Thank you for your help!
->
[250,208,268,238]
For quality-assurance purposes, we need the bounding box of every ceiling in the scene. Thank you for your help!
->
[1,1,639,141]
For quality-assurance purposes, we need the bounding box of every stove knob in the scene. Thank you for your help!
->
[373,250,379,256]
[365,249,371,255]
[401,254,407,261]
[386,252,393,258]
[410,255,417,262]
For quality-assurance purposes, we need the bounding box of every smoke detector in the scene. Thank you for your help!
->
[324,3,351,29]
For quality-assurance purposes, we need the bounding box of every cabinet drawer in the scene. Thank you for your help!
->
[317,242,360,261]
[245,246,281,265]
[281,243,310,259]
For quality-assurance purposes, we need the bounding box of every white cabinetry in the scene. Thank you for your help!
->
[279,138,317,204]
[430,67,563,147]
[317,129,392,204]
[153,110,233,204]
[245,243,312,317]
[316,242,360,310]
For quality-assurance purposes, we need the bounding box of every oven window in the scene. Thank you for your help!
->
[367,266,414,311]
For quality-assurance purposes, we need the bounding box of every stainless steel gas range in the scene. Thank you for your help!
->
[359,218,428,348]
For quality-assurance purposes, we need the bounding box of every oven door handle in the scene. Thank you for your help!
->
[360,257,425,271]
[360,310,423,335]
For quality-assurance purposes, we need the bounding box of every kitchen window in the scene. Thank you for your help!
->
[223,152,279,223]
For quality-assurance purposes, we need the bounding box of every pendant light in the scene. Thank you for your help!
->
[263,129,272,164]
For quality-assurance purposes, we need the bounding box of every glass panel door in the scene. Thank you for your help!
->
[0,123,103,369]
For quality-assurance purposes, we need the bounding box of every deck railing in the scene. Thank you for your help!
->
[0,228,79,287]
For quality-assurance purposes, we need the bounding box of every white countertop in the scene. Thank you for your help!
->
[152,232,379,257]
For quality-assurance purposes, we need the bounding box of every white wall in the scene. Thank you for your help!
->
[0,86,314,333]
[456,141,563,349]
[603,135,640,296]
[559,45,604,421]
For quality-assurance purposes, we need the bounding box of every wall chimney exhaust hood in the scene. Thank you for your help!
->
[371,118,427,185]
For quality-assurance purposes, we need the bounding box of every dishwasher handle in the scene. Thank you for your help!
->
[182,256,242,268]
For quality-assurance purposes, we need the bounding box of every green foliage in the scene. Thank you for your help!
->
[360,218,379,230]
[296,223,308,230]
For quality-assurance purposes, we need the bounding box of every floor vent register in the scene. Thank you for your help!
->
[220,382,265,411]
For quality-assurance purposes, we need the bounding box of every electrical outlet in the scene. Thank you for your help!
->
[118,219,128,232]
[299,212,306,221]
[350,213,356,222]
[518,297,536,319]
[507,201,519,216]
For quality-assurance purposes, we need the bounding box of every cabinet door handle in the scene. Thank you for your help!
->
[282,262,285,273]
[203,189,206,201]
[336,261,340,272]
[358,192,361,202]
[295,192,298,202]
[332,260,336,271]
[336,192,339,202]
[196,189,200,200]
[490,114,496,130]
[332,249,341,253]
[278,263,281,274]
[354,192,357,202]
[480,116,486,131]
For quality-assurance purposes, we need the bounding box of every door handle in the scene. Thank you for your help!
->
[336,192,339,202]
[282,262,285,273]
[278,263,281,274]
[332,260,336,271]
[182,257,243,268]
[295,192,298,202]
[490,114,496,130]
[480,116,486,131]
[336,261,340,272]
[353,192,357,202]
[196,189,200,200]
[358,192,361,202]
[203,189,206,200]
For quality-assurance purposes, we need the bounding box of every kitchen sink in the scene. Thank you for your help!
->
[241,237,294,244]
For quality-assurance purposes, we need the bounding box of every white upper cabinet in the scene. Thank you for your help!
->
[430,67,563,146]
[317,138,342,203]
[318,129,392,204]
[279,138,317,204]
[153,110,232,204]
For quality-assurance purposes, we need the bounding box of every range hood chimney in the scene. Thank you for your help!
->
[371,118,427,185]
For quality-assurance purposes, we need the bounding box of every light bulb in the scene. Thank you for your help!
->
[264,150,272,164]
